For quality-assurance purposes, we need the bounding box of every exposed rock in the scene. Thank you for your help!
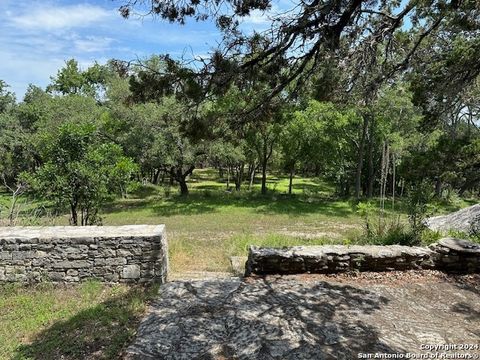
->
[438,237,480,254]
[425,204,480,233]
[125,275,480,359]
[230,256,248,276]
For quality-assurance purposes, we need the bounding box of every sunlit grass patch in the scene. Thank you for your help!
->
[0,282,158,360]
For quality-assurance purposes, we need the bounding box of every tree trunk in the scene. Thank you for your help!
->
[392,153,396,210]
[70,202,78,226]
[226,167,230,190]
[178,178,189,196]
[160,169,166,184]
[153,168,161,184]
[173,165,195,196]
[261,157,267,195]
[169,167,175,186]
[355,112,370,200]
[366,132,374,198]
[261,138,269,195]
[235,163,244,191]
[435,178,442,197]
[288,166,294,195]
[379,141,390,215]
[248,163,256,190]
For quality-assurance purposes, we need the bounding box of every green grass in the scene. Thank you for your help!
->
[0,281,159,360]
[1,169,477,273]
[104,179,362,273]
[0,169,478,358]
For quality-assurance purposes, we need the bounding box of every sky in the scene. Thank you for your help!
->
[1,0,410,101]
[0,0,273,100]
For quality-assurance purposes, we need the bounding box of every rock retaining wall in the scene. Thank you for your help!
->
[0,225,168,283]
[246,238,480,276]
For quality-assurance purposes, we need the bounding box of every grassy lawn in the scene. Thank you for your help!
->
[1,168,477,274]
[0,169,477,358]
[105,170,365,273]
[0,281,159,360]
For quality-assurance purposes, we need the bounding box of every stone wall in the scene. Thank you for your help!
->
[0,225,168,283]
[430,238,480,273]
[245,238,480,276]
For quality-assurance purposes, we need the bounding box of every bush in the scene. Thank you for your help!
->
[356,200,419,246]
[406,181,433,242]
[420,229,442,245]
[24,123,137,225]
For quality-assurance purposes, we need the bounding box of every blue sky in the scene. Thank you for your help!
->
[1,0,410,100]
[0,0,273,100]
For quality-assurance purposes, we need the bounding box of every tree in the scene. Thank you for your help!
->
[0,82,34,187]
[113,56,215,196]
[285,101,361,196]
[0,80,15,113]
[47,59,110,99]
[25,122,136,225]
[119,1,478,107]
[106,80,207,196]
[370,86,422,200]
[0,112,31,186]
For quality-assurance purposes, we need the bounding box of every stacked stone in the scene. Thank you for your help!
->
[0,225,168,284]
[246,238,480,276]
[429,237,480,273]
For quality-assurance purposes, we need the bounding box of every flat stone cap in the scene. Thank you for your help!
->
[0,225,165,240]
[249,244,433,258]
[438,237,480,254]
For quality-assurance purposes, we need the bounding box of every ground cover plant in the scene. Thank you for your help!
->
[1,169,477,274]
[0,281,159,360]
[1,1,479,358]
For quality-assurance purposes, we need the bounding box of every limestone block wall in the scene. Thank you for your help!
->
[0,225,168,283]
[430,239,480,273]
[246,238,480,276]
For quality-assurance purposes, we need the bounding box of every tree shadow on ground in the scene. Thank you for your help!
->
[102,191,355,218]
[158,194,353,217]
[447,273,480,296]
[450,302,480,322]
[14,285,158,360]
[126,277,404,359]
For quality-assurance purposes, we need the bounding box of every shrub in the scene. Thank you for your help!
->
[23,122,137,225]
[406,181,433,242]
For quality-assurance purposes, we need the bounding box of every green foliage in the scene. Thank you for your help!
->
[406,181,433,240]
[0,80,15,113]
[24,122,136,225]
[283,101,361,195]
[420,229,443,245]
[356,201,417,246]
[355,181,438,246]
[47,59,110,98]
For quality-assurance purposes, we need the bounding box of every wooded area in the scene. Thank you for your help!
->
[0,0,479,227]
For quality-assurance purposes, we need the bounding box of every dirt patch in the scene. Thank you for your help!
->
[247,270,480,288]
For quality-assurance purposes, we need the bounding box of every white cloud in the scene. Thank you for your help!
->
[0,0,221,99]
[243,10,272,25]
[11,4,112,31]
[240,3,287,31]
[74,36,115,53]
